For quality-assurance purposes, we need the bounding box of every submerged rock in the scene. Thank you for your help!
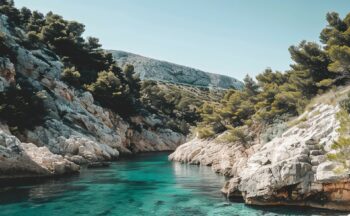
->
[87,161,111,168]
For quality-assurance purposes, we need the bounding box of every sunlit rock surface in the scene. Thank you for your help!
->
[170,103,350,210]
[0,15,185,177]
[0,126,79,178]
[110,50,243,89]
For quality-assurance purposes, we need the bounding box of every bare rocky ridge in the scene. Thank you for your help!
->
[170,102,350,211]
[0,15,185,178]
[110,50,244,90]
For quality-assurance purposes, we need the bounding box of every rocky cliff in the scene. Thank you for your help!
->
[170,96,350,211]
[0,15,185,178]
[110,50,243,89]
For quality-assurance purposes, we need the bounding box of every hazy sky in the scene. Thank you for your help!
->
[14,0,350,80]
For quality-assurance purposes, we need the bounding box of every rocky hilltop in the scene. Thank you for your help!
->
[0,14,185,178]
[170,91,350,211]
[110,50,243,89]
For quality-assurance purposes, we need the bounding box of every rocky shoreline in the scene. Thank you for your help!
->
[0,6,350,213]
[170,103,350,211]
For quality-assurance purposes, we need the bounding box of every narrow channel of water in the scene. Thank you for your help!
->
[0,152,346,216]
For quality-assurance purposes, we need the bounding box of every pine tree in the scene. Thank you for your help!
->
[243,74,259,96]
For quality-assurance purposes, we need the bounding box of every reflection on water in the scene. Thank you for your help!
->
[0,152,347,216]
[0,175,82,204]
[172,162,228,198]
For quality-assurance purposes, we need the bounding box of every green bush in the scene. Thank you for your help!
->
[339,92,350,113]
[0,83,47,131]
[140,80,204,127]
[327,137,350,168]
[86,71,123,108]
[327,97,350,168]
[197,126,215,139]
[165,119,189,134]
[61,67,81,87]
[195,11,350,138]
[220,127,249,145]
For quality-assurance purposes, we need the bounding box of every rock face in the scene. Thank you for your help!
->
[169,137,261,176]
[0,15,185,177]
[0,57,15,91]
[110,50,243,89]
[170,103,350,211]
[0,126,79,179]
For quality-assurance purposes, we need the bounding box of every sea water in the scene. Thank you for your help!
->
[0,152,346,216]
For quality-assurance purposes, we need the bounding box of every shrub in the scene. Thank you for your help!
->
[220,127,249,145]
[327,98,350,169]
[140,81,206,133]
[166,119,189,134]
[86,70,122,108]
[339,92,350,113]
[25,31,41,48]
[317,79,334,88]
[0,84,47,131]
[197,126,215,139]
[61,67,81,87]
[327,136,350,168]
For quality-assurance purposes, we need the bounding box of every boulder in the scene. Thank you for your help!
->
[0,129,79,178]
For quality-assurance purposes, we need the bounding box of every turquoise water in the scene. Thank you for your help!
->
[0,152,347,216]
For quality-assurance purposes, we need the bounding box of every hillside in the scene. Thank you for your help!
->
[170,11,350,211]
[1,0,350,213]
[170,86,350,211]
[110,50,243,89]
[0,5,186,178]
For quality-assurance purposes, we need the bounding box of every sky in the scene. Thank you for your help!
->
[14,0,350,81]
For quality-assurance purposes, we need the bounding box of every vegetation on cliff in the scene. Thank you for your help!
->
[196,12,350,145]
[0,0,141,117]
[141,80,225,134]
[0,79,47,130]
[2,0,350,163]
[0,0,223,135]
[328,93,350,168]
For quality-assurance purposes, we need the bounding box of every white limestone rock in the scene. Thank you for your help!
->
[171,103,350,210]
[0,129,79,178]
[111,50,243,89]
[316,161,350,182]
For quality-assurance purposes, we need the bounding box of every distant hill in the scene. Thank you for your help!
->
[110,50,243,89]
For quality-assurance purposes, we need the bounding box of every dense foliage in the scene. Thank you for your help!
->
[140,80,224,134]
[3,0,350,144]
[0,79,47,130]
[197,12,350,140]
[0,0,141,117]
[87,65,141,115]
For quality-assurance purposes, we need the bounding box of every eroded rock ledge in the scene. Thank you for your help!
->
[170,103,350,211]
[0,126,79,179]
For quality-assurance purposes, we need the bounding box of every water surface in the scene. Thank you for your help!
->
[0,152,347,216]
